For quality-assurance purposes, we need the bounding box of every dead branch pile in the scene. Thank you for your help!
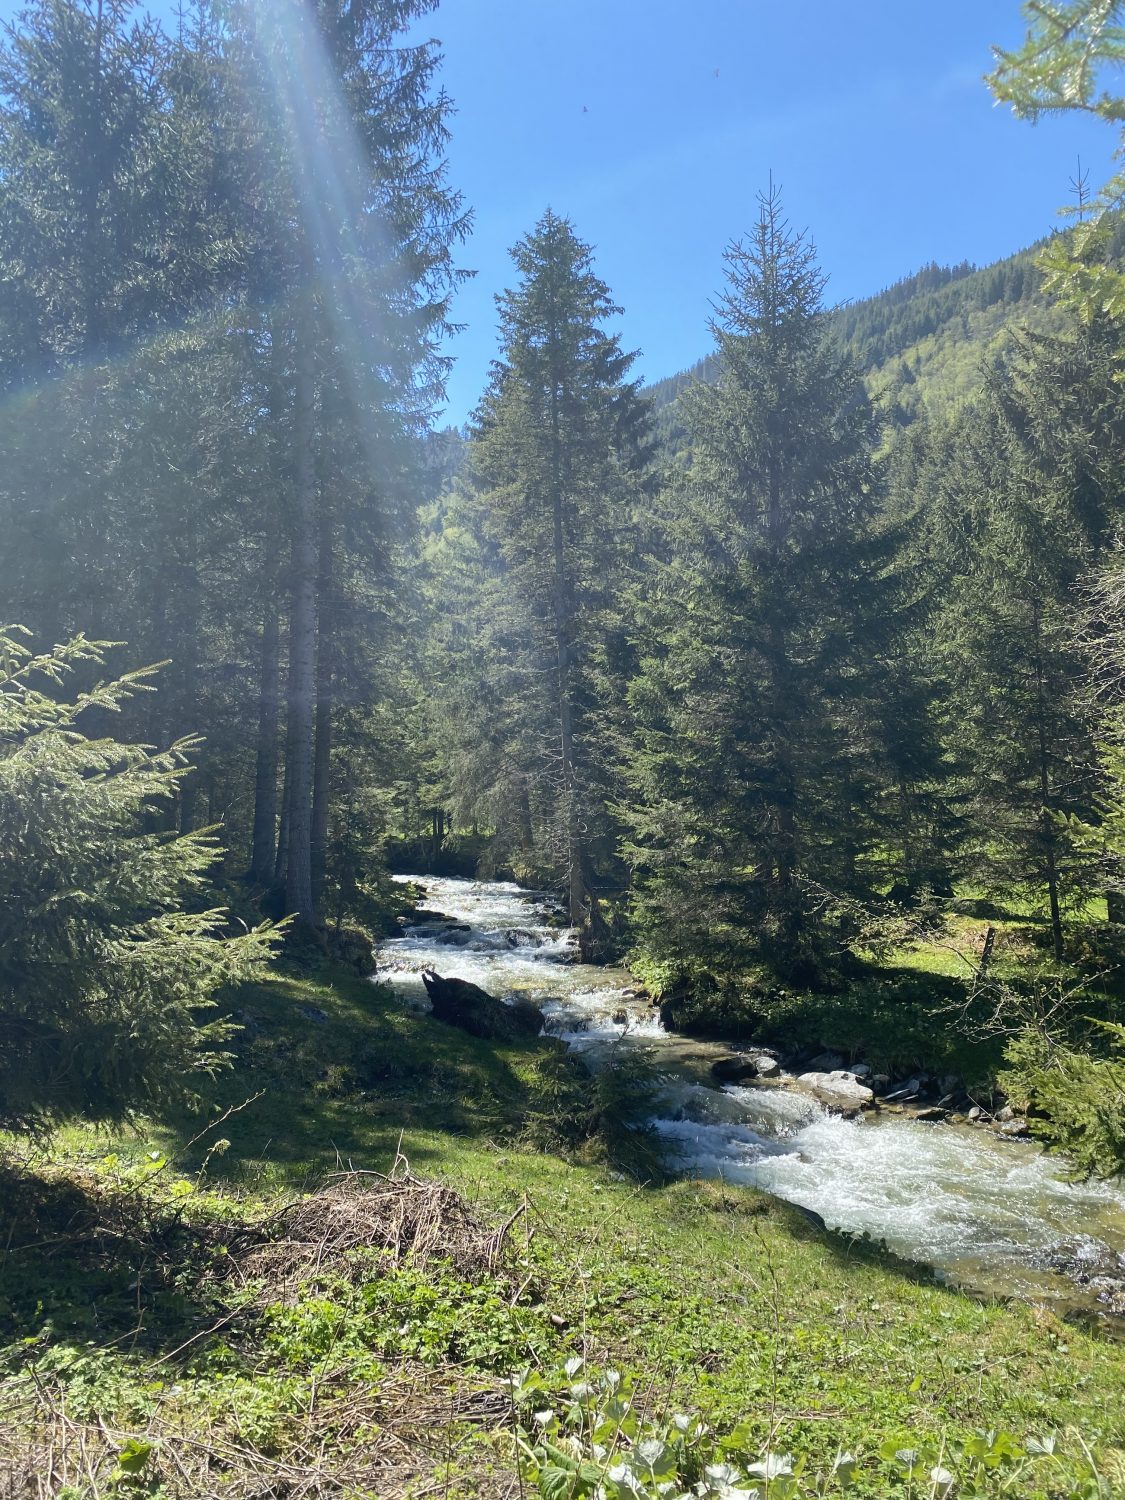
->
[235,1156,522,1297]
[0,1156,529,1497]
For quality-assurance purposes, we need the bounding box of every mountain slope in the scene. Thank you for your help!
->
[646,238,1061,453]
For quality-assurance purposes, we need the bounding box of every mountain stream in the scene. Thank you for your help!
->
[378,876,1125,1323]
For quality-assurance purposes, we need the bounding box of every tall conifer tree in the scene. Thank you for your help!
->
[463,211,649,951]
[624,187,914,991]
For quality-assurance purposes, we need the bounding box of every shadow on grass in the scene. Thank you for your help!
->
[0,1163,233,1353]
[161,965,566,1185]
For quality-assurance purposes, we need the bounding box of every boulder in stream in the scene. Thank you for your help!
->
[711,1054,760,1083]
[793,1070,875,1116]
[420,970,543,1042]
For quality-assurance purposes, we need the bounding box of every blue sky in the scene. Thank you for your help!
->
[422,0,1116,423]
[1,1,1116,424]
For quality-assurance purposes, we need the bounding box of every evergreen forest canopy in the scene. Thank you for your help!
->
[1,0,1125,1180]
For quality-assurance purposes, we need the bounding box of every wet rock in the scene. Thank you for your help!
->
[711,1054,760,1084]
[505,928,542,948]
[437,928,472,946]
[1047,1241,1125,1311]
[612,1008,628,1025]
[883,1078,921,1102]
[913,1105,948,1123]
[406,907,458,925]
[1093,1278,1125,1316]
[752,1054,781,1079]
[421,970,543,1042]
[807,1051,845,1072]
[790,1202,827,1231]
[997,1117,1030,1138]
[967,1105,985,1121]
[793,1070,875,1115]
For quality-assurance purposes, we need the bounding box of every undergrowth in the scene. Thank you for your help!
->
[1,961,1123,1496]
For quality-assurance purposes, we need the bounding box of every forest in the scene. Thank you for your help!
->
[2,1,1125,1496]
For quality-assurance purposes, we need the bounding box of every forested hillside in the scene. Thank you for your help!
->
[3,2,1125,1495]
[647,237,1065,451]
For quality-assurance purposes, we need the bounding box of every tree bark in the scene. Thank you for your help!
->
[310,520,333,907]
[283,298,318,926]
[1032,603,1064,964]
[547,305,589,930]
[274,760,290,884]
[765,444,798,933]
[250,591,281,883]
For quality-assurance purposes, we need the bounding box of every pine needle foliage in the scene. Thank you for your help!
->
[0,628,276,1132]
[622,187,924,987]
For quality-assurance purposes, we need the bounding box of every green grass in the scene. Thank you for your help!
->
[2,962,1124,1496]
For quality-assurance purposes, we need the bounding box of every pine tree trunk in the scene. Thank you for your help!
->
[275,764,290,883]
[176,573,201,835]
[250,592,281,884]
[283,300,318,927]
[1032,603,1064,964]
[765,447,798,935]
[310,523,333,907]
[518,781,534,852]
[549,356,587,930]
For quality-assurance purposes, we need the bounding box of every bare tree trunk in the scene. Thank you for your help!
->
[548,333,590,931]
[176,569,201,835]
[518,781,534,852]
[310,521,333,907]
[275,763,290,883]
[1032,603,1064,964]
[283,299,318,926]
[765,446,798,947]
[250,591,281,883]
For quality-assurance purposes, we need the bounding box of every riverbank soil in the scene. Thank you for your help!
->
[2,958,1123,1496]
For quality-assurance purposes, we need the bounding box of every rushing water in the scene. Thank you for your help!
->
[378,875,1125,1319]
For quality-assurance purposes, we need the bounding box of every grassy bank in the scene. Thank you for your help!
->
[2,963,1123,1497]
[643,896,1125,1100]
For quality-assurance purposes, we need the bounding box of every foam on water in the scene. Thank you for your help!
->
[380,876,1125,1308]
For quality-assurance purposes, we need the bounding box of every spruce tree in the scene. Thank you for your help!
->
[922,318,1125,958]
[623,187,912,991]
[460,211,650,950]
[0,630,275,1131]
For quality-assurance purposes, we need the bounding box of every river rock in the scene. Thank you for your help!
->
[850,1061,872,1079]
[752,1054,781,1078]
[967,1105,984,1121]
[806,1051,845,1072]
[913,1105,948,1123]
[793,1070,875,1115]
[421,970,543,1042]
[883,1078,922,1102]
[436,924,473,947]
[997,1117,1030,1137]
[711,1054,760,1084]
[996,1104,1015,1122]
